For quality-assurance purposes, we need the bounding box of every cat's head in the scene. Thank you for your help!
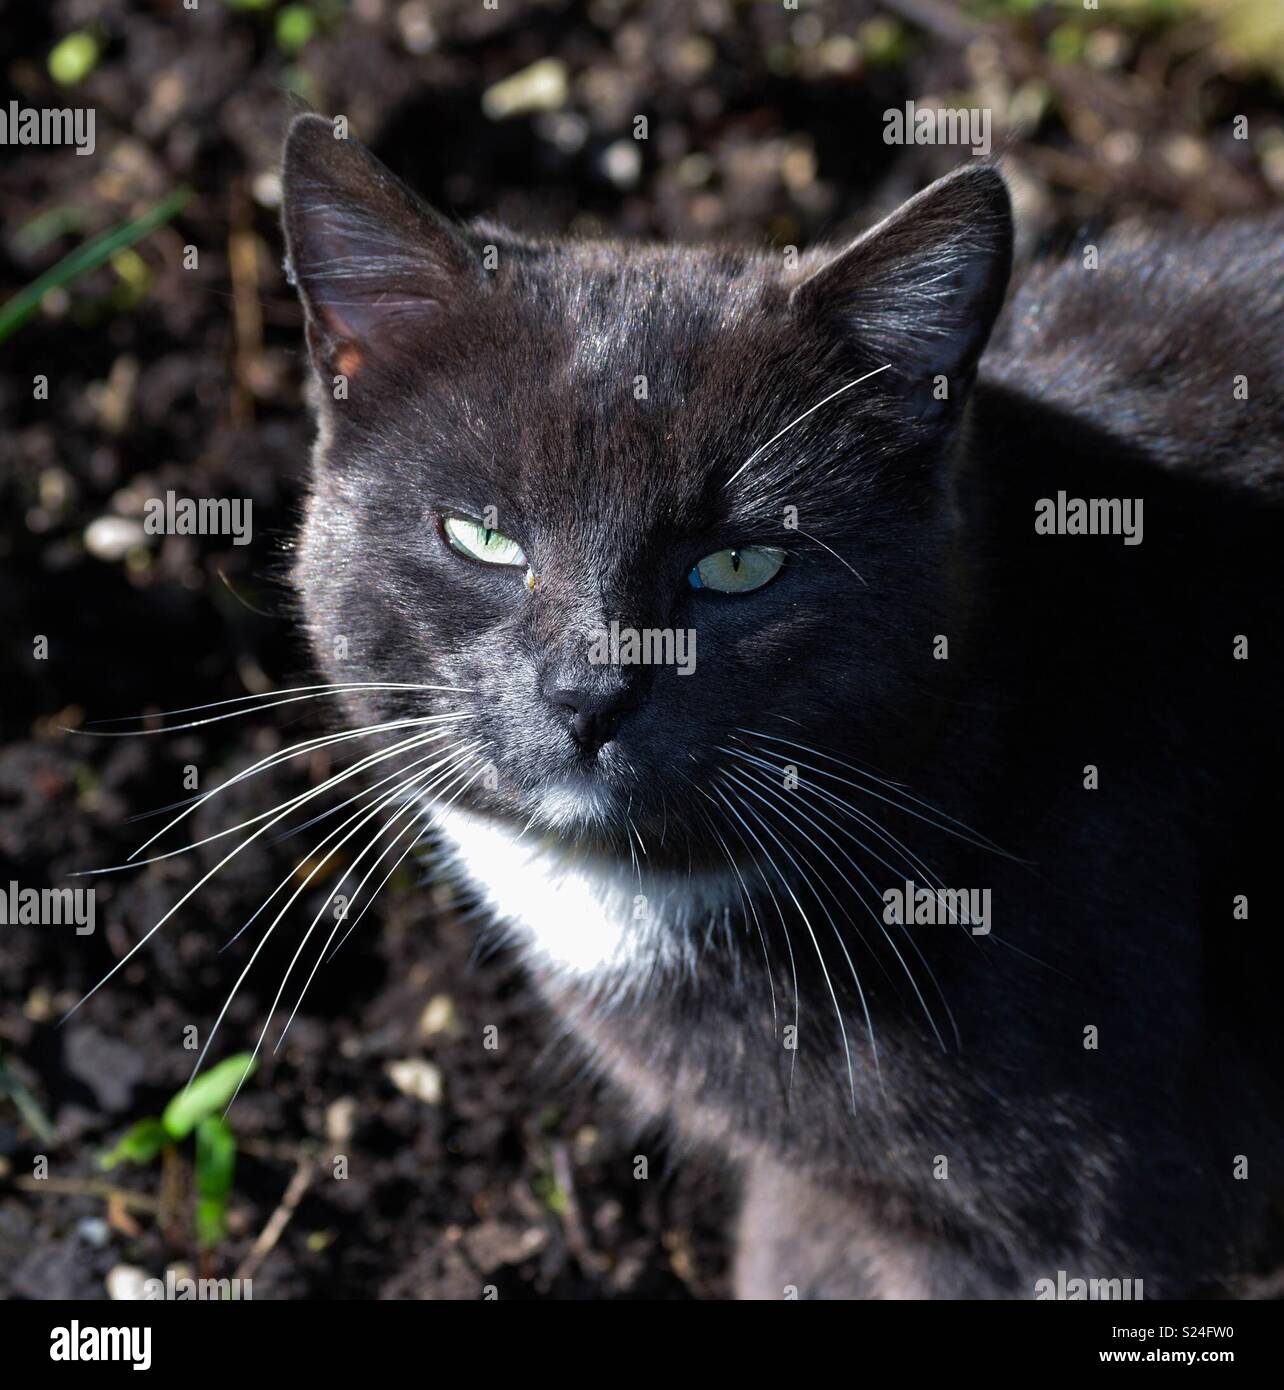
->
[281,113,1011,858]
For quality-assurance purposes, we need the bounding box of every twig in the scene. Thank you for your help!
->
[233,1157,314,1283]
[13,1175,160,1213]
[550,1141,604,1276]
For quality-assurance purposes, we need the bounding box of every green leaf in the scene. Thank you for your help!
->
[99,1118,168,1170]
[194,1115,237,1250]
[0,188,190,345]
[162,1054,256,1140]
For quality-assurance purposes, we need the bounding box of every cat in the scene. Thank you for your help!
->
[280,112,1284,1299]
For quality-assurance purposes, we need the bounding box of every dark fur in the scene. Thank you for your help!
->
[282,114,1284,1298]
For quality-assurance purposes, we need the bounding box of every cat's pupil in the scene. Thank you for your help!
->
[730,550,741,572]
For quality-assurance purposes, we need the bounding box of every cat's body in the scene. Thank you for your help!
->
[282,115,1284,1298]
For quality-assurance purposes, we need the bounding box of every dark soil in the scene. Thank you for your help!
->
[1,0,1280,1299]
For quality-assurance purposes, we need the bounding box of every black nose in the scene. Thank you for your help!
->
[545,682,638,754]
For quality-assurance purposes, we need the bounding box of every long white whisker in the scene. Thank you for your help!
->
[717,771,876,1108]
[126,713,470,860]
[791,525,867,587]
[222,749,490,1105]
[738,728,1012,858]
[75,682,474,735]
[684,785,777,1039]
[59,727,462,1024]
[191,742,486,1100]
[218,737,476,952]
[72,720,470,876]
[723,364,892,489]
[704,782,805,1096]
[724,755,952,1053]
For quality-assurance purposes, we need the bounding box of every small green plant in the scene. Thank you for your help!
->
[100,1054,255,1250]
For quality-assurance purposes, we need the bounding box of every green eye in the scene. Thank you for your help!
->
[689,546,786,594]
[443,516,527,568]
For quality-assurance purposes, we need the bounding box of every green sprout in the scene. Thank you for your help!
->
[100,1054,256,1250]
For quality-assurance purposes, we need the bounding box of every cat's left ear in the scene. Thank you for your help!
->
[790,164,1012,414]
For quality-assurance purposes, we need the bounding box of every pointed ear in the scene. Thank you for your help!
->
[790,164,1012,414]
[281,114,480,381]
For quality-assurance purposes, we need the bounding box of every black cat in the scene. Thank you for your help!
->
[281,113,1284,1298]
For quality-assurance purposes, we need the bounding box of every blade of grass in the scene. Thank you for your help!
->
[0,1051,59,1146]
[0,187,190,344]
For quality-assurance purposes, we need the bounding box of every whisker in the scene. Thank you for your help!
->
[222,747,491,1102]
[790,525,867,587]
[218,736,475,953]
[188,742,486,1100]
[307,746,495,989]
[724,363,892,490]
[59,727,463,1024]
[73,682,474,737]
[734,739,948,894]
[71,719,470,875]
[126,713,471,861]
[682,782,777,1040]
[716,770,877,1108]
[737,727,1014,859]
[723,753,953,1052]
[703,782,808,1099]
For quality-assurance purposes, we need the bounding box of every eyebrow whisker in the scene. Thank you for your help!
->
[723,363,892,489]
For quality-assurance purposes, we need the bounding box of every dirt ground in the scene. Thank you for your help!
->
[2,0,1281,1299]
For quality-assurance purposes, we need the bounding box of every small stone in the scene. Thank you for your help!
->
[418,994,455,1038]
[602,139,642,189]
[385,1058,443,1105]
[77,1217,110,1248]
[397,1,437,55]
[325,1096,356,1144]
[84,516,147,563]
[482,59,568,121]
[106,1264,149,1301]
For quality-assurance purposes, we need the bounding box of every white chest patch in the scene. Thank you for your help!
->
[431,804,738,990]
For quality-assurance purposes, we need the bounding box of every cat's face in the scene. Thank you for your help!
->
[283,116,1011,859]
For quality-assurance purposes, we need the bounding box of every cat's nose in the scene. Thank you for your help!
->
[544,682,638,754]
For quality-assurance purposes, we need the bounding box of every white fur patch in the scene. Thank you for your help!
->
[431,802,738,989]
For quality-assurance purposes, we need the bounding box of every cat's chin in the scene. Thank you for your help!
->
[429,800,740,985]
[527,775,618,837]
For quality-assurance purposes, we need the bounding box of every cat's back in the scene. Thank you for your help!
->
[982,212,1284,496]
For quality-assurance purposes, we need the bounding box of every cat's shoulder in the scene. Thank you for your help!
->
[982,212,1284,494]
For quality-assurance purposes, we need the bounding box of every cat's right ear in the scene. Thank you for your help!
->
[281,114,479,382]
